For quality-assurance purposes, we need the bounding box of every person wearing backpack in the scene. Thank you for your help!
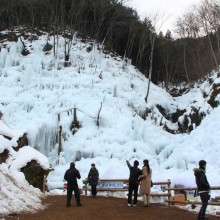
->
[126,160,142,206]
[138,159,152,207]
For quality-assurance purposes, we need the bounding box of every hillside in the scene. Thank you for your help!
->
[0,30,220,214]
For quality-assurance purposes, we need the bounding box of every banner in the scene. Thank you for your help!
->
[97,182,124,188]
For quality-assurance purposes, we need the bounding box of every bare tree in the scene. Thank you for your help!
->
[175,10,200,38]
[158,33,179,90]
[45,0,61,58]
[135,22,151,68]
[198,0,219,71]
[201,0,220,67]
[145,14,164,103]
[183,42,191,86]
[124,22,139,58]
[59,0,75,66]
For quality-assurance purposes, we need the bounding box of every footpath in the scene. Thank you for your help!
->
[3,195,220,220]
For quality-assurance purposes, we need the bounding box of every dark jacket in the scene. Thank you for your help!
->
[193,168,210,192]
[64,167,81,187]
[126,161,142,185]
[88,168,99,185]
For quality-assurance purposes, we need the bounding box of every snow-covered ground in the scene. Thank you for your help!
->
[0,121,49,215]
[0,31,220,216]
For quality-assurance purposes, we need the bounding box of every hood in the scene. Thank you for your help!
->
[193,168,205,176]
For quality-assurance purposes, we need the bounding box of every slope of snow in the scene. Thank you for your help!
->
[0,164,45,215]
[0,121,49,215]
[0,32,220,216]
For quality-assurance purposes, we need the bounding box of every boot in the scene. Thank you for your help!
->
[147,194,150,206]
[143,194,147,206]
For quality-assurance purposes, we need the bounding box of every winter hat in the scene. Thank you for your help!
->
[134,160,139,167]
[199,160,207,168]
[143,159,149,164]
[70,162,75,168]
[91,163,95,167]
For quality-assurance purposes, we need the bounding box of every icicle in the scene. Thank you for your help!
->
[32,123,58,156]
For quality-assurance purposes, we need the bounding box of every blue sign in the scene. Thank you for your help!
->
[97,182,124,188]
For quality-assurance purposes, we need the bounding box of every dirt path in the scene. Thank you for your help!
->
[3,195,220,220]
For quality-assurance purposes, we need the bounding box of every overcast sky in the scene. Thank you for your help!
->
[125,0,202,34]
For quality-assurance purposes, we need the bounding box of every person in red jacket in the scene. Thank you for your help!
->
[64,162,82,207]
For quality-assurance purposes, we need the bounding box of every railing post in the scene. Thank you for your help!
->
[43,175,46,194]
[84,180,88,196]
[167,179,171,206]
[58,125,62,156]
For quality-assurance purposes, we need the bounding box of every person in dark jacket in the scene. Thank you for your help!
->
[64,162,82,207]
[87,163,99,197]
[193,160,210,220]
[126,160,142,206]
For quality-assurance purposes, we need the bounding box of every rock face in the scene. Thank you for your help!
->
[208,83,220,108]
[21,160,50,191]
[143,104,207,134]
[0,149,9,164]
[14,133,29,151]
[1,117,51,192]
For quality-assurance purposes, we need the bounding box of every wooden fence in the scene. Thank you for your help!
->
[166,186,220,206]
[82,178,171,200]
[82,178,220,206]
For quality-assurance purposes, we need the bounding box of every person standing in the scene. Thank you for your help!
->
[64,162,82,207]
[126,160,142,206]
[87,163,99,197]
[138,159,152,207]
[193,160,210,220]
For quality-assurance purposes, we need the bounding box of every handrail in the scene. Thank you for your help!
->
[81,178,220,207]
[83,178,128,183]
[168,186,220,206]
[82,178,171,202]
[169,186,220,191]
